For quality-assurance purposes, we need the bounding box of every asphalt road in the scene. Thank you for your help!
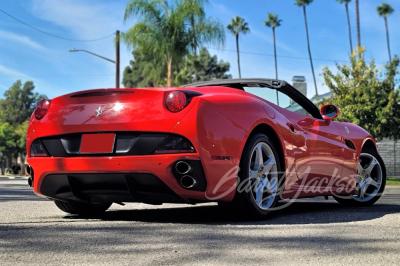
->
[1,177,400,266]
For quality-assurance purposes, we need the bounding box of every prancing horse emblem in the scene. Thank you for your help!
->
[345,126,350,134]
[95,106,102,117]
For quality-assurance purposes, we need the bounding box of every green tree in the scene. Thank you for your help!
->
[377,3,394,63]
[174,47,232,85]
[337,0,353,53]
[187,0,207,56]
[0,123,19,160]
[322,49,400,141]
[0,80,46,125]
[227,16,250,79]
[295,0,318,96]
[0,80,47,173]
[122,48,166,88]
[264,13,282,80]
[122,0,225,87]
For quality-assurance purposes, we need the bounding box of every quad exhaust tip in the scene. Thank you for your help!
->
[26,165,33,187]
[180,175,198,189]
[175,161,192,175]
[25,165,32,176]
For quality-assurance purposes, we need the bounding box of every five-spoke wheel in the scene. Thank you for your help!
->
[220,133,283,216]
[248,142,279,210]
[334,149,386,206]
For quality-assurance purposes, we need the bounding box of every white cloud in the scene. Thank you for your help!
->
[0,64,29,78]
[0,30,45,51]
[250,28,298,55]
[29,0,123,39]
[28,0,133,89]
[211,3,237,19]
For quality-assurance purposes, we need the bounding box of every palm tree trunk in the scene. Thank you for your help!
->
[384,17,392,63]
[191,16,197,57]
[236,33,241,78]
[355,0,361,57]
[273,28,278,80]
[345,3,353,54]
[167,57,173,87]
[303,5,318,96]
[273,27,279,106]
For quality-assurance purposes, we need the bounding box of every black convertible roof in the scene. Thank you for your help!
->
[183,78,323,119]
[183,78,286,89]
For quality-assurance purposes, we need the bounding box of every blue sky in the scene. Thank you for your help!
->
[0,0,399,99]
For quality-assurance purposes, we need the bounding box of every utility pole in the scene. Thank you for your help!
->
[355,0,361,58]
[116,30,120,88]
[69,30,120,88]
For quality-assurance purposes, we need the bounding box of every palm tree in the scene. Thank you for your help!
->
[227,16,250,78]
[264,13,282,80]
[188,0,208,56]
[264,13,282,106]
[355,0,361,57]
[337,0,353,53]
[123,0,225,87]
[377,3,394,63]
[295,0,318,96]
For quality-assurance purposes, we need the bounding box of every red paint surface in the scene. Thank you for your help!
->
[26,86,377,202]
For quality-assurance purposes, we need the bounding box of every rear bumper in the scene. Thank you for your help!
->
[27,154,211,203]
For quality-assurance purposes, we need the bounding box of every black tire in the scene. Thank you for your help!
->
[333,148,386,207]
[223,133,283,217]
[54,200,112,215]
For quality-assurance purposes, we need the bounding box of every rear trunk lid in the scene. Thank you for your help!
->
[32,88,196,138]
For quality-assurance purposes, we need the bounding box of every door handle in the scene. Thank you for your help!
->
[287,122,307,134]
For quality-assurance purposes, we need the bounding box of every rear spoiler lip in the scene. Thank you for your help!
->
[70,90,134,98]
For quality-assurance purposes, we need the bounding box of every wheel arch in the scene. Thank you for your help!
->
[362,138,377,152]
[244,123,286,173]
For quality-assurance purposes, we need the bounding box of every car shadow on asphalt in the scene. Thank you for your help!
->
[64,195,400,225]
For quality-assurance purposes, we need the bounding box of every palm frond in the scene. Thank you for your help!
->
[227,16,250,35]
[264,13,282,29]
[377,3,394,17]
[337,0,351,4]
[294,0,313,7]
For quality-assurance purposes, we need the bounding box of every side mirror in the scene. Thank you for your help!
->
[320,104,339,125]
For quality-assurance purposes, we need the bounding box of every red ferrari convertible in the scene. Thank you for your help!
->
[26,79,386,216]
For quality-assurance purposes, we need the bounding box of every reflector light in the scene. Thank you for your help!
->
[165,91,187,112]
[34,99,51,120]
[154,135,195,154]
[30,139,48,157]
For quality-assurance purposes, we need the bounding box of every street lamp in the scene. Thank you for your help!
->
[68,49,115,63]
[69,30,120,88]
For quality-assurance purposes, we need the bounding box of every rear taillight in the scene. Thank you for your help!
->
[30,139,48,157]
[165,91,187,112]
[34,99,51,120]
[164,90,203,113]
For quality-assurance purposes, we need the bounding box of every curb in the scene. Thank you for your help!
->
[0,175,29,180]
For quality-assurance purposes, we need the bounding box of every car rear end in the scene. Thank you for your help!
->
[26,88,210,205]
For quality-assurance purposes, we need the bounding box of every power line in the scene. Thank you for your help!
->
[0,8,115,42]
[0,74,114,78]
[207,47,350,63]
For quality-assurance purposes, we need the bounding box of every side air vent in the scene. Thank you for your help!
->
[345,139,356,150]
[70,91,134,98]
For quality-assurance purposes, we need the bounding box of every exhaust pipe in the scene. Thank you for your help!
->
[180,175,198,189]
[175,161,192,175]
[26,165,34,187]
[26,165,32,176]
